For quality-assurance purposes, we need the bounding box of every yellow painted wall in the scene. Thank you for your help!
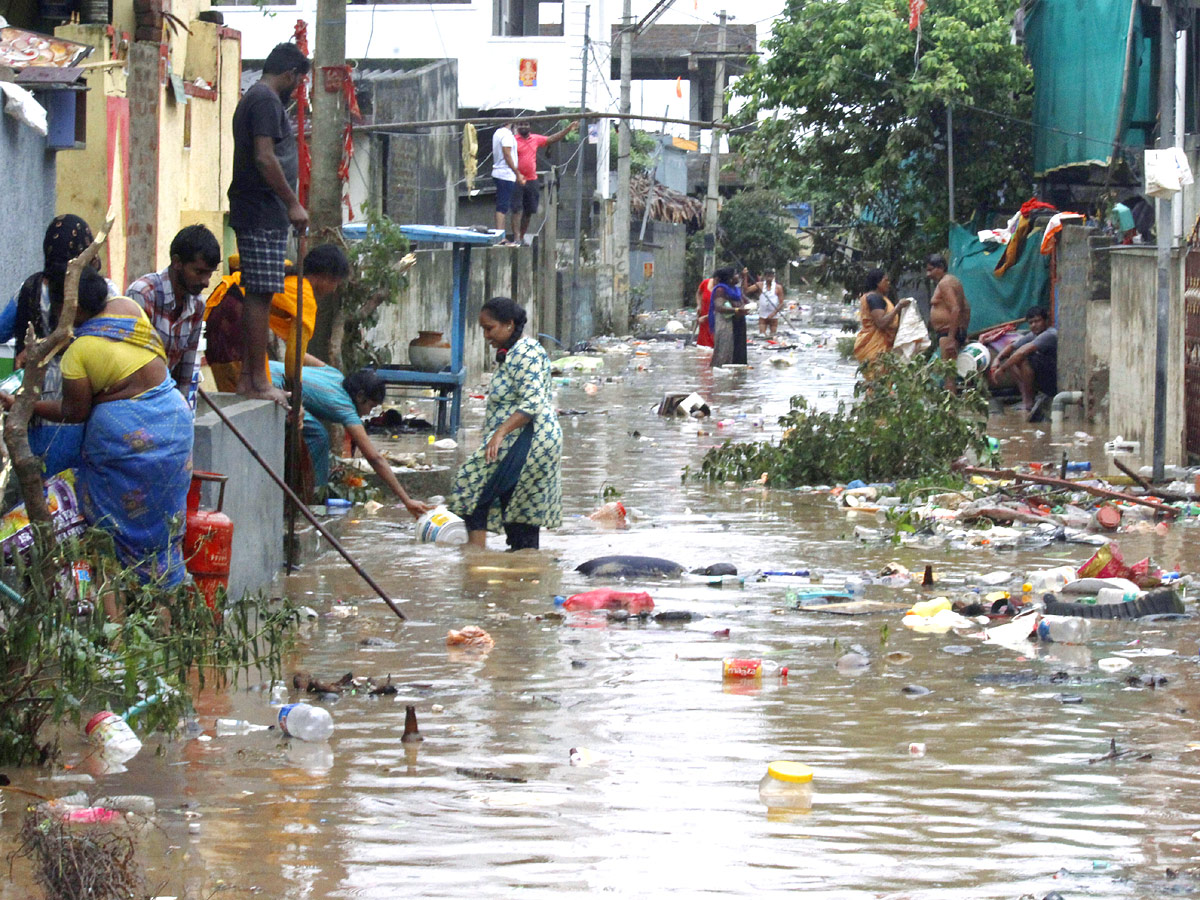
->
[56,0,239,290]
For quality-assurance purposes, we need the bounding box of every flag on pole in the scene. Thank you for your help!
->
[675,75,683,98]
[908,0,926,31]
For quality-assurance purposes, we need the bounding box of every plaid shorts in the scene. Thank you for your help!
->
[235,228,289,295]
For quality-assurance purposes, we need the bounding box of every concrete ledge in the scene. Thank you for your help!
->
[193,393,286,600]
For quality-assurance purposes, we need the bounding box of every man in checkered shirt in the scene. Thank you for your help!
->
[126,224,221,405]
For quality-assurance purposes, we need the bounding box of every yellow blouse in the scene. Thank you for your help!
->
[60,313,160,393]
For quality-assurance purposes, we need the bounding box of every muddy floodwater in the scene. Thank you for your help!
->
[4,302,1200,899]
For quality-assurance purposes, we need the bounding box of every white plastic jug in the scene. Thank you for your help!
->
[415,506,468,545]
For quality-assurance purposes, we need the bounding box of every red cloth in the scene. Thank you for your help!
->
[908,0,926,30]
[1019,197,1057,218]
[697,278,714,348]
[515,133,548,181]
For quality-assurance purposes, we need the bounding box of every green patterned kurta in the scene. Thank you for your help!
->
[450,336,563,531]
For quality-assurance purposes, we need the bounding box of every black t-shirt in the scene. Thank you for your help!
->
[228,80,297,231]
[865,291,888,312]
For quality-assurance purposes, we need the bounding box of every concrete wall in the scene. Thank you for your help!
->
[192,394,286,600]
[1108,246,1186,465]
[1053,224,1115,418]
[364,61,458,227]
[0,110,56,305]
[631,219,687,312]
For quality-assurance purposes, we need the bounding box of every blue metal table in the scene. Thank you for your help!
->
[372,225,504,437]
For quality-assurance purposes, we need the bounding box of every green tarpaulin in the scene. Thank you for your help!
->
[950,224,1051,333]
[1026,0,1152,177]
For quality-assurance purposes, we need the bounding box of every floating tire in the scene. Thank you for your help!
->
[1042,588,1184,620]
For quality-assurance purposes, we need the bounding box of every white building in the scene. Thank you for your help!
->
[216,0,616,115]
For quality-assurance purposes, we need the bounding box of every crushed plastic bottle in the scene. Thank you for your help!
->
[1037,615,1092,644]
[84,711,142,764]
[278,703,334,741]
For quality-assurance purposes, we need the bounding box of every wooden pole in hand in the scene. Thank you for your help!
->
[286,235,308,571]
[198,387,405,620]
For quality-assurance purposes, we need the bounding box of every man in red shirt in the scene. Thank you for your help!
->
[514,118,578,244]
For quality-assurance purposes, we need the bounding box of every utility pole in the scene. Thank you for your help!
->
[570,6,591,317]
[307,0,347,361]
[613,0,633,333]
[702,9,727,276]
[1152,0,1176,480]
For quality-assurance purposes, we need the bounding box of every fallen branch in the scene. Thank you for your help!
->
[955,464,1179,518]
[3,212,114,526]
[1113,458,1198,503]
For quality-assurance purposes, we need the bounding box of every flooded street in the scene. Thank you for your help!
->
[5,301,1200,899]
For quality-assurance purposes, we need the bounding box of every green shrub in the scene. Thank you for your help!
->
[696,354,989,486]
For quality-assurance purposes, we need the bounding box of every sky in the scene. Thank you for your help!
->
[622,0,786,144]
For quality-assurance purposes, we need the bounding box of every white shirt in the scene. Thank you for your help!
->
[758,279,783,317]
[492,126,517,182]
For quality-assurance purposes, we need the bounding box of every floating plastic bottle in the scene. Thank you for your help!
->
[722,658,786,680]
[269,681,289,706]
[1037,615,1092,644]
[561,588,654,614]
[84,711,142,764]
[215,718,271,736]
[758,761,813,810]
[278,703,334,741]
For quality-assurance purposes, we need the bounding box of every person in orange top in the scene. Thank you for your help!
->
[852,267,911,364]
[204,244,349,391]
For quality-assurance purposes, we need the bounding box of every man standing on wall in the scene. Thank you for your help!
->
[125,224,221,405]
[514,118,577,245]
[492,119,523,245]
[227,41,310,406]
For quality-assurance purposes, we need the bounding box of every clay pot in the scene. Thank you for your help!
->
[408,330,451,372]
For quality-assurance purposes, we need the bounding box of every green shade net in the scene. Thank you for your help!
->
[1026,0,1149,177]
[949,224,1051,333]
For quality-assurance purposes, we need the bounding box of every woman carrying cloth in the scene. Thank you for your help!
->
[708,266,748,368]
[450,297,562,551]
[3,269,193,586]
[852,267,911,365]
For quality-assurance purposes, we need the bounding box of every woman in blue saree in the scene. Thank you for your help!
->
[1,268,193,586]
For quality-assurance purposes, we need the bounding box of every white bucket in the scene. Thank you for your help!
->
[415,506,468,545]
[956,342,990,378]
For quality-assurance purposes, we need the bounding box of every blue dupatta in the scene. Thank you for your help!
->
[707,282,742,332]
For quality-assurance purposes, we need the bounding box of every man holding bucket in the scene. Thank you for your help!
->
[925,254,971,392]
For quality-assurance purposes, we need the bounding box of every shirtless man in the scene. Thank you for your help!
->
[925,254,971,392]
[757,268,785,337]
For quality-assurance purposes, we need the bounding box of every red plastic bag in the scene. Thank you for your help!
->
[564,588,654,614]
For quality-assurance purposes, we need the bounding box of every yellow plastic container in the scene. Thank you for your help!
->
[908,596,951,617]
[758,761,813,810]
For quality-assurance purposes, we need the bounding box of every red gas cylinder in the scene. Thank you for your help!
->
[184,471,233,610]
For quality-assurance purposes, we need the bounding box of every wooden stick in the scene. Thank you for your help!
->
[197,387,406,621]
[1113,457,1198,502]
[355,110,729,134]
[285,235,308,572]
[956,464,1179,517]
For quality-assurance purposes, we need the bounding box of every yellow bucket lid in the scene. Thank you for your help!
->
[767,761,813,783]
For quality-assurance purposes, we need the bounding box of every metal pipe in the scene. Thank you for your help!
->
[946,103,955,224]
[1153,0,1177,480]
[196,388,406,621]
[1049,390,1083,428]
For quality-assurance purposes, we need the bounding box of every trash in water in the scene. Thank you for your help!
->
[446,625,496,649]
[562,588,654,614]
[431,438,458,450]
[588,501,628,529]
[575,555,682,578]
[908,742,926,757]
[1098,657,1133,672]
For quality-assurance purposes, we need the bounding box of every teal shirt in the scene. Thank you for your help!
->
[268,361,362,427]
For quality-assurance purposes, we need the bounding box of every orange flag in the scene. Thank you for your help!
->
[675,76,683,98]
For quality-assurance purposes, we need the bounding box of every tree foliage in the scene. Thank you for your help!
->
[733,0,1033,287]
[716,189,802,276]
